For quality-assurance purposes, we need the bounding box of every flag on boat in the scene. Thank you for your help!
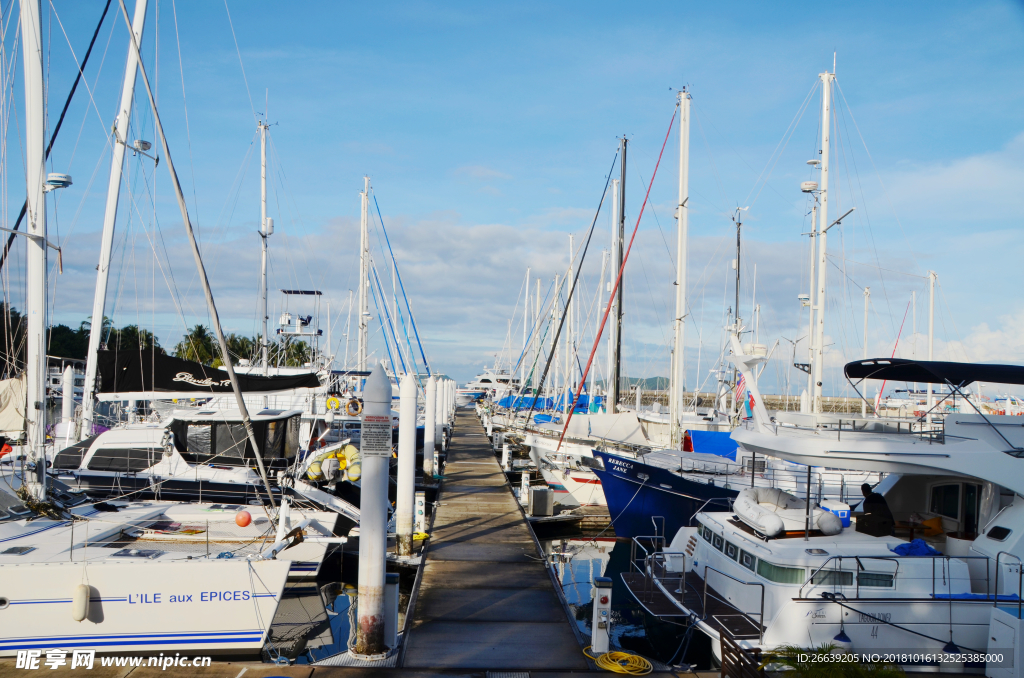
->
[735,372,746,403]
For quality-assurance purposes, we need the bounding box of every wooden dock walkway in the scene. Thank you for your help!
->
[400,410,589,671]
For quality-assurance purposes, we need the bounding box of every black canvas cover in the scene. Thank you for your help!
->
[97,349,321,393]
[844,358,1024,388]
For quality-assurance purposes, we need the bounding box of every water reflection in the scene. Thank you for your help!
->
[541,536,712,669]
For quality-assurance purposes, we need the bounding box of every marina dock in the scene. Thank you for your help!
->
[399,410,590,671]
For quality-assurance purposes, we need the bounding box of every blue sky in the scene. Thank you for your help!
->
[9,0,1024,389]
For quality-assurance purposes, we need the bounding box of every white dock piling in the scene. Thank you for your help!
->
[355,363,392,657]
[434,378,444,453]
[396,374,417,557]
[423,376,436,477]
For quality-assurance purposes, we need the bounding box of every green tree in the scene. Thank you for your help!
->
[273,337,312,367]
[0,303,24,377]
[174,325,217,365]
[225,333,258,365]
[47,324,88,359]
[107,324,163,353]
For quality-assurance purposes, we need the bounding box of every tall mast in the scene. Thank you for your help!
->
[927,271,936,425]
[732,209,743,419]
[670,90,690,447]
[524,270,532,391]
[607,179,619,405]
[804,200,817,413]
[81,0,148,441]
[533,278,540,391]
[564,235,573,414]
[812,71,833,414]
[117,0,275,506]
[259,118,271,375]
[21,0,46,499]
[591,250,606,402]
[611,140,627,414]
[862,286,870,416]
[357,177,369,372]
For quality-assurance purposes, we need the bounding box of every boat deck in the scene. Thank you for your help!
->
[399,410,588,671]
[623,568,764,640]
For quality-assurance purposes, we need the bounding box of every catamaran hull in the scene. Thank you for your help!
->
[0,559,291,656]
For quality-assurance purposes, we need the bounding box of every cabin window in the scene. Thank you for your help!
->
[739,550,756,572]
[756,560,805,584]
[810,570,853,586]
[700,525,712,543]
[86,448,158,473]
[53,435,99,470]
[186,423,213,457]
[857,572,895,587]
[724,541,739,561]
[480,379,492,383]
[987,526,1012,541]
[215,424,249,461]
[264,419,286,458]
[930,484,961,520]
[712,534,724,552]
[285,415,300,459]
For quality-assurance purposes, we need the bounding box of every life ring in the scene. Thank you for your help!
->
[345,399,363,417]
[326,396,342,412]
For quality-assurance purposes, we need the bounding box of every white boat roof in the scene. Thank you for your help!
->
[699,510,909,566]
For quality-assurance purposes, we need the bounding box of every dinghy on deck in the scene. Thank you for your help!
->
[733,486,842,537]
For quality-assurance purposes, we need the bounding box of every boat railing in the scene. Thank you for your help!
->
[994,552,1024,619]
[703,565,765,644]
[799,554,993,600]
[689,497,735,526]
[629,534,669,602]
[762,415,945,444]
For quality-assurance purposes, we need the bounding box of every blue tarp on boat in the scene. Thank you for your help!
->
[686,430,738,461]
[890,539,942,556]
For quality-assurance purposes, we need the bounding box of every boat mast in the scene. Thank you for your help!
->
[259,118,271,376]
[731,208,743,420]
[607,179,618,407]
[670,89,690,447]
[358,177,369,372]
[117,0,275,507]
[862,286,870,416]
[812,70,833,414]
[81,0,148,441]
[564,235,573,414]
[611,140,627,414]
[522,267,529,387]
[21,0,46,499]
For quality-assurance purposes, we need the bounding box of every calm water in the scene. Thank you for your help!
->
[541,535,712,669]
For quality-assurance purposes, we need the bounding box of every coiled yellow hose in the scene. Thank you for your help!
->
[584,646,653,675]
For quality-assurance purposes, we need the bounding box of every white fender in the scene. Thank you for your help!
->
[72,584,90,622]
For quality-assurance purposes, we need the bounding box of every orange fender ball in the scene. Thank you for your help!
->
[235,510,252,528]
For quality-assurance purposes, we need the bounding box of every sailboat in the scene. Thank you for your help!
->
[0,0,316,655]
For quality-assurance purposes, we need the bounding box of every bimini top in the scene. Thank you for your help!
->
[845,358,1024,387]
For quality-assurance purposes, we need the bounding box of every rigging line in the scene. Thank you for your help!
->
[630,152,674,267]
[825,253,928,279]
[222,0,257,124]
[834,81,922,274]
[0,0,110,274]
[169,0,202,246]
[372,194,431,374]
[521,146,619,427]
[556,107,677,450]
[742,79,818,208]
[368,195,421,376]
[370,259,406,374]
[747,82,817,211]
[367,266,398,376]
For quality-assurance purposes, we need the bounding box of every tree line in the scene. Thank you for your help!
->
[0,303,311,376]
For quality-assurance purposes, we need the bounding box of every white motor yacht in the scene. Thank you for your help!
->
[624,351,1024,674]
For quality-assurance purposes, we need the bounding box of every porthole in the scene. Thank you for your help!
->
[0,597,9,610]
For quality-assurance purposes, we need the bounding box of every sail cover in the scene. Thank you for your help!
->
[845,358,1024,387]
[97,349,321,393]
